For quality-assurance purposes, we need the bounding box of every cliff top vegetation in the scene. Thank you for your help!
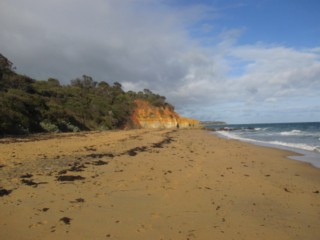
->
[0,54,174,135]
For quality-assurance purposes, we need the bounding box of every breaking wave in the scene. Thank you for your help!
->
[280,130,302,136]
[216,131,320,153]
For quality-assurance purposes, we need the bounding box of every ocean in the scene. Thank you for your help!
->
[206,122,320,168]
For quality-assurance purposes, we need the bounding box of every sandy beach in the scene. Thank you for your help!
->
[0,129,319,240]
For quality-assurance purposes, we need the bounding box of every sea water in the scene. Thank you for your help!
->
[206,122,320,168]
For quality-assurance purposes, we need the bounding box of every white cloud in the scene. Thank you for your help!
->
[228,44,320,100]
[174,41,320,123]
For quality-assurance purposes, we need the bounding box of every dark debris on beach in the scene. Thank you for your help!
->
[20,173,33,178]
[86,153,114,159]
[70,198,85,203]
[68,163,87,172]
[56,175,85,182]
[21,179,47,187]
[60,217,72,225]
[152,137,174,148]
[126,146,147,156]
[0,188,12,197]
[92,160,108,166]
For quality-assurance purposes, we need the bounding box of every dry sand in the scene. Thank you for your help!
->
[0,129,319,240]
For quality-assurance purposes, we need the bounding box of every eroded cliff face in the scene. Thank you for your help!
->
[127,100,200,129]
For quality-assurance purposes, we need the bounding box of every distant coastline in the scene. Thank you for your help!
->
[200,121,226,126]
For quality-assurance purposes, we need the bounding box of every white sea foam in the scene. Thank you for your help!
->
[212,122,320,168]
[269,141,320,153]
[280,130,302,136]
[216,131,263,143]
[254,127,268,131]
[279,130,320,138]
[216,131,320,153]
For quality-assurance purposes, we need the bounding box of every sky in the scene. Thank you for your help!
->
[1,0,320,124]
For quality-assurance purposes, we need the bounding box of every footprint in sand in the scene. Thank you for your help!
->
[151,212,162,219]
[60,217,72,225]
[29,220,48,228]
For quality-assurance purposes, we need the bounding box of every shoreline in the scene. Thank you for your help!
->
[212,130,320,168]
[1,129,319,239]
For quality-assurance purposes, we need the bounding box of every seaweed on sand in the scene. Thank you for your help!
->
[0,188,12,197]
[56,175,85,181]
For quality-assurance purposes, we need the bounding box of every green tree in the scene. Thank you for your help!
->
[0,54,176,135]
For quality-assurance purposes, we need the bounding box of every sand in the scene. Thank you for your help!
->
[0,129,319,240]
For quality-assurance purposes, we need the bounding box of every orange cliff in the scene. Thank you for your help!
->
[126,100,200,129]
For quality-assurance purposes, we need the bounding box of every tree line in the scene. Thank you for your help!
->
[0,54,173,135]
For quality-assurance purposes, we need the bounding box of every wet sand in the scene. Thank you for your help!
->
[0,129,319,240]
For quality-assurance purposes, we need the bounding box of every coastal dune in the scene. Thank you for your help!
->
[0,129,319,239]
